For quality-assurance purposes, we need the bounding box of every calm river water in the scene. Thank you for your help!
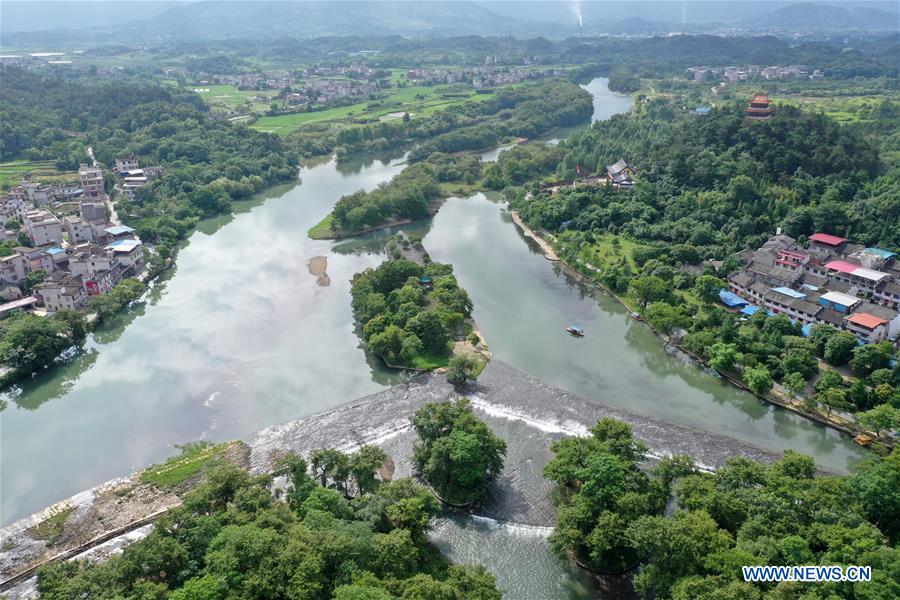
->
[0,78,868,598]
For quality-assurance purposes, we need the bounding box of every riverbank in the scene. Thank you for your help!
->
[517,217,889,452]
[1,359,785,595]
[510,210,559,261]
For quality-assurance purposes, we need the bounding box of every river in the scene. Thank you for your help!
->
[0,78,869,598]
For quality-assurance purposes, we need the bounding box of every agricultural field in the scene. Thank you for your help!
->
[0,160,77,190]
[186,84,274,113]
[251,84,497,135]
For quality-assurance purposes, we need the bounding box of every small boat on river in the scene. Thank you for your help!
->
[566,325,585,337]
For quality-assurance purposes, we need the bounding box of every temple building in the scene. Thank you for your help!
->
[746,93,774,120]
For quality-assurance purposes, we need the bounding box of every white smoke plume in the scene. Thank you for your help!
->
[571,0,583,29]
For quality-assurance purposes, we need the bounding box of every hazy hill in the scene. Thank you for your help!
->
[740,2,900,31]
[0,1,897,45]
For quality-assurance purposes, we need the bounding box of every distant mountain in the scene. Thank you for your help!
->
[741,2,900,31]
[133,1,554,39]
[1,1,897,46]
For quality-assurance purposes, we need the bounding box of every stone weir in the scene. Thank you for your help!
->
[2,359,782,595]
[250,358,782,527]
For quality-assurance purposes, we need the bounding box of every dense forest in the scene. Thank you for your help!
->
[546,418,900,599]
[36,451,502,599]
[514,99,898,255]
[350,258,473,369]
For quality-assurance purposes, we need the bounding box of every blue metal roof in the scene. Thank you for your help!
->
[719,289,748,307]
[104,225,135,236]
[45,247,65,255]
[863,247,897,259]
[801,324,813,337]
[740,305,760,316]
[772,286,806,299]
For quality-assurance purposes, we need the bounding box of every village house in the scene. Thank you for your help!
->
[0,252,28,285]
[80,200,107,223]
[105,238,144,274]
[78,165,105,200]
[68,244,125,295]
[34,273,87,313]
[23,209,63,246]
[726,232,900,345]
[114,154,140,174]
[63,215,94,244]
[16,246,55,274]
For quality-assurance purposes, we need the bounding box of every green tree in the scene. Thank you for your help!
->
[446,353,478,388]
[743,364,773,396]
[849,453,900,544]
[349,445,389,497]
[406,309,449,355]
[23,268,46,293]
[309,448,350,495]
[809,324,839,356]
[849,341,895,377]
[782,371,806,400]
[644,302,691,335]
[629,274,668,309]
[857,404,900,437]
[411,399,506,505]
[626,510,733,599]
[693,275,726,304]
[824,332,858,366]
[780,348,818,380]
[708,342,740,372]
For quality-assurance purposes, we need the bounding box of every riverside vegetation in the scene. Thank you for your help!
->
[35,451,503,599]
[545,418,900,599]
[508,98,899,429]
[0,278,146,386]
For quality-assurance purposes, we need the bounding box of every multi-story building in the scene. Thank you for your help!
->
[62,215,94,244]
[114,155,140,174]
[746,94,774,120]
[23,209,63,246]
[105,238,144,274]
[78,165,105,200]
[80,200,107,222]
[0,252,27,285]
[35,273,86,313]
[68,244,124,295]
[727,233,900,344]
[15,246,55,273]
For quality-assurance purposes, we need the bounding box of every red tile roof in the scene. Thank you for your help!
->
[847,313,888,329]
[809,233,847,246]
[825,260,862,274]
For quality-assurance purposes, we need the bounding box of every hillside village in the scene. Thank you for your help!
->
[0,156,158,317]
